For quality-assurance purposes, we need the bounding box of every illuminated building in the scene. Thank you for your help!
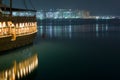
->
[36,9,90,19]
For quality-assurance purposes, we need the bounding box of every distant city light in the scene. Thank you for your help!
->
[96,16,99,19]
[36,9,90,19]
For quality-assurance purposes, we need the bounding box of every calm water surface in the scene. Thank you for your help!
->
[1,23,120,80]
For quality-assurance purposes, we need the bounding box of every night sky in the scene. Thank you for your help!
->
[3,0,120,16]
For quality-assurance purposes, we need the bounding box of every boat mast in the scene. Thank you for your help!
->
[0,0,2,4]
[10,0,12,17]
[0,0,2,13]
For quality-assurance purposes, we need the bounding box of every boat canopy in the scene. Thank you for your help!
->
[0,4,36,12]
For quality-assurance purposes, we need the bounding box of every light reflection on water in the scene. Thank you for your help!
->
[37,24,120,39]
[35,24,120,80]
[0,46,38,80]
[1,23,120,80]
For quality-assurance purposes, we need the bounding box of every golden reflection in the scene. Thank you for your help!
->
[0,53,38,80]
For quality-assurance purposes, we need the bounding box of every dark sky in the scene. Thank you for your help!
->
[3,0,120,16]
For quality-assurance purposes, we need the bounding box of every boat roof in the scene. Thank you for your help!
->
[0,4,36,12]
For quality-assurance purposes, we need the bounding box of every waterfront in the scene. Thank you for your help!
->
[1,22,120,80]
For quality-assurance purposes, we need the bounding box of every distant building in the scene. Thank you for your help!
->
[36,9,90,19]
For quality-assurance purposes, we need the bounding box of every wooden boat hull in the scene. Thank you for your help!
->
[0,32,37,52]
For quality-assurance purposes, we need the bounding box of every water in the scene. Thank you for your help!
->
[1,23,120,80]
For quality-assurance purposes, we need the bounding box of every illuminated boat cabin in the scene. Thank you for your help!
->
[0,0,37,41]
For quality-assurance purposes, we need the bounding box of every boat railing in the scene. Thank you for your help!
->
[0,24,37,37]
[0,15,36,22]
[0,16,37,38]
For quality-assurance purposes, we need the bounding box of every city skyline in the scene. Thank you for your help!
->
[3,0,120,16]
